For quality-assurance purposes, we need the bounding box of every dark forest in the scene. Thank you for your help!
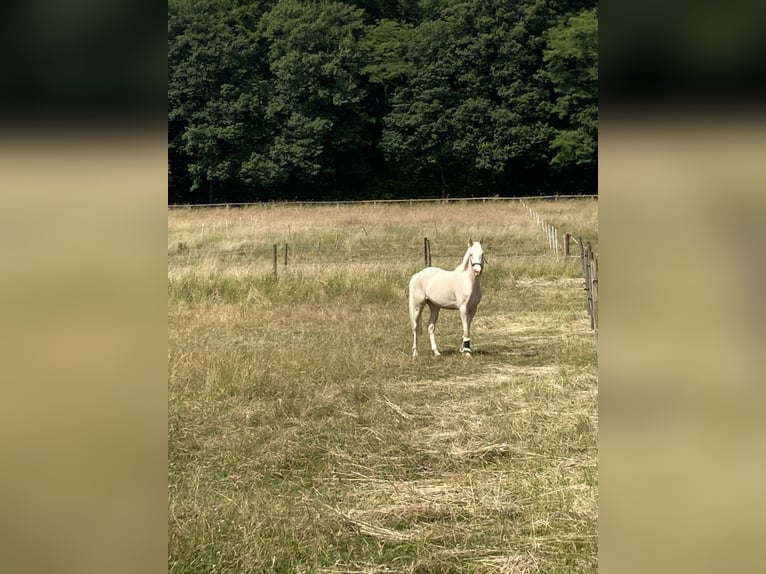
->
[169,0,597,203]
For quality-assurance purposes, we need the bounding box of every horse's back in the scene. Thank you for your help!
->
[411,266,460,309]
[411,267,451,288]
[414,266,447,280]
[410,266,442,296]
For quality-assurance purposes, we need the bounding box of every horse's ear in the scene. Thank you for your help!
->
[468,238,473,246]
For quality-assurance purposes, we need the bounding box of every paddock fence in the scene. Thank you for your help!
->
[521,200,598,335]
[170,237,549,274]
[171,236,598,334]
[168,195,597,209]
[581,241,599,335]
[169,196,598,331]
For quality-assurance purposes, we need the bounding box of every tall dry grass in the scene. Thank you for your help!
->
[169,199,598,573]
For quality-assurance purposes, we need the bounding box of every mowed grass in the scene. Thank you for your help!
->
[168,200,598,573]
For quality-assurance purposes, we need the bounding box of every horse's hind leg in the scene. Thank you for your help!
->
[410,298,425,358]
[427,302,441,356]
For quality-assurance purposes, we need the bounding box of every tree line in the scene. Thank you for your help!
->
[169,0,597,203]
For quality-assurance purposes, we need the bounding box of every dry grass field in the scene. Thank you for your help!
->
[168,199,598,573]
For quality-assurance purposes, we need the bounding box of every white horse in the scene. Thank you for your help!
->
[409,239,486,358]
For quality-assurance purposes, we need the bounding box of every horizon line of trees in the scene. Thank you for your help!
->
[169,0,597,204]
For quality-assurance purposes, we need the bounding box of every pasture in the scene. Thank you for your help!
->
[168,199,598,573]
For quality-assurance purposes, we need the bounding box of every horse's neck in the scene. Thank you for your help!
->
[454,252,480,285]
[456,249,471,272]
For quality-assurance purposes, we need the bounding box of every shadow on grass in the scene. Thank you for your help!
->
[432,348,501,357]
[422,344,532,358]
[458,343,549,368]
[465,344,537,358]
[409,342,550,364]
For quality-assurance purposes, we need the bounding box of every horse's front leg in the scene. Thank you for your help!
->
[459,305,475,355]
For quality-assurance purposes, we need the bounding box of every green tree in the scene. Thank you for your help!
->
[252,0,370,198]
[359,19,414,112]
[380,0,562,196]
[168,0,272,202]
[482,0,557,180]
[544,7,598,168]
[345,0,422,23]
[380,17,459,197]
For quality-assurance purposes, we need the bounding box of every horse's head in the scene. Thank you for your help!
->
[467,239,485,277]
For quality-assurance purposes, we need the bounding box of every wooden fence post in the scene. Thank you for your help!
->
[424,237,429,267]
[564,233,571,256]
[273,244,278,279]
[590,257,598,335]
[583,243,593,329]
[284,243,288,267]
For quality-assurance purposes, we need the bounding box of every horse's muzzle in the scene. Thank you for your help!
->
[472,263,483,276]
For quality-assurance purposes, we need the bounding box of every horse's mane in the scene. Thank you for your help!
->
[456,244,472,271]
